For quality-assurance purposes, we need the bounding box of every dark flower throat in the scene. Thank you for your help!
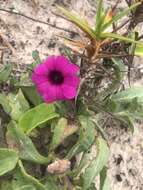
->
[48,70,64,85]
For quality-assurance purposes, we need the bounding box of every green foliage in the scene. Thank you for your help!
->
[51,117,68,149]
[0,64,12,83]
[32,50,41,66]
[8,89,30,121]
[12,161,46,190]
[135,44,143,56]
[66,116,95,159]
[0,1,143,190]
[19,103,59,134]
[7,121,50,164]
[83,137,110,190]
[0,93,11,114]
[101,2,141,31]
[100,167,111,190]
[0,148,18,176]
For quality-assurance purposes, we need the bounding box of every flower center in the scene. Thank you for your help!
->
[48,70,64,85]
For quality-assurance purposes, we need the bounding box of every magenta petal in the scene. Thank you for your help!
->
[38,82,64,103]
[34,63,48,75]
[31,73,48,85]
[64,75,80,87]
[43,55,55,70]
[34,55,55,75]
[62,84,77,99]
[43,86,64,103]
[56,56,80,75]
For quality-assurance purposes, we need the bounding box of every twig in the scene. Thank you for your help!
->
[0,8,78,35]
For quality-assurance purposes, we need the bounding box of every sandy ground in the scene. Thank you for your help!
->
[0,0,143,189]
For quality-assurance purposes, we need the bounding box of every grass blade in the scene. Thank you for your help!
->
[102,2,141,31]
[57,6,96,39]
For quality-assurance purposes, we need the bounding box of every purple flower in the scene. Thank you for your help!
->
[32,55,80,103]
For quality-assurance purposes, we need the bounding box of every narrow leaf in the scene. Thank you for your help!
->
[111,87,143,102]
[102,2,141,31]
[66,116,95,159]
[57,6,96,39]
[83,137,110,190]
[135,44,143,56]
[51,118,67,149]
[100,167,111,190]
[101,32,143,45]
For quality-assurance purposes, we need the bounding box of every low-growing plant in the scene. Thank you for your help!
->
[0,0,143,189]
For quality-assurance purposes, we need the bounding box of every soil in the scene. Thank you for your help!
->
[0,0,143,189]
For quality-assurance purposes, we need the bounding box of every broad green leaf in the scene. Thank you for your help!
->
[8,89,30,121]
[51,118,67,149]
[57,6,96,39]
[102,2,141,31]
[0,64,12,82]
[111,87,143,102]
[66,116,95,159]
[101,32,143,45]
[12,161,46,190]
[100,167,111,190]
[19,103,59,134]
[0,148,18,176]
[21,86,42,106]
[0,93,11,114]
[135,44,143,56]
[7,121,50,164]
[83,137,110,190]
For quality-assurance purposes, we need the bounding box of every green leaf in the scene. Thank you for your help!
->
[42,176,60,190]
[114,111,134,132]
[83,137,110,190]
[111,87,143,102]
[7,121,50,164]
[51,118,67,149]
[0,64,12,82]
[8,89,30,121]
[0,93,11,114]
[32,50,41,66]
[95,0,104,36]
[102,2,141,31]
[101,32,143,45]
[0,148,18,176]
[66,116,95,159]
[135,44,143,56]
[19,103,59,134]
[21,86,42,106]
[12,161,46,190]
[57,6,96,39]
[100,167,111,190]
